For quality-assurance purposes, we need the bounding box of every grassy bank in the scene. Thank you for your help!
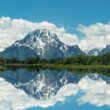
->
[3,63,110,76]
[0,66,6,71]
[38,64,110,71]
[5,63,110,70]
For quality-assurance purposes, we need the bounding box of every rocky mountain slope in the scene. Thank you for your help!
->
[0,29,84,60]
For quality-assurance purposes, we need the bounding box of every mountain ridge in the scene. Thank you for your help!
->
[0,29,84,60]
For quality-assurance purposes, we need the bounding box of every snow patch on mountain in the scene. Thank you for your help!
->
[1,29,84,59]
[86,48,101,56]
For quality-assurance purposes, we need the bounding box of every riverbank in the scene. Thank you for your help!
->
[4,63,110,70]
[0,66,6,71]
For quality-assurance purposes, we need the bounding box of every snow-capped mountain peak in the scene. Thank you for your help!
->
[86,48,101,56]
[101,44,110,54]
[0,29,84,60]
[14,29,60,53]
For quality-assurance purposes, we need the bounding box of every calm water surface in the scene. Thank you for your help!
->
[0,68,110,110]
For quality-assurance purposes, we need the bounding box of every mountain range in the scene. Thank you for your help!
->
[0,29,84,60]
[0,29,110,60]
[86,48,101,56]
[86,45,110,56]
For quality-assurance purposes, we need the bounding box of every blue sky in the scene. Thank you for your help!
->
[0,0,110,32]
[0,0,110,51]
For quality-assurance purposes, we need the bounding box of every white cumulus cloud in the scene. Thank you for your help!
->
[0,17,78,51]
[0,17,110,51]
[0,77,78,110]
[1,75,110,109]
[77,77,110,107]
[78,23,110,50]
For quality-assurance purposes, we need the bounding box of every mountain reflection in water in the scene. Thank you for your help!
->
[0,68,110,110]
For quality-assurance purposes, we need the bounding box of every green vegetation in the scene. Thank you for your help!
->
[1,52,110,71]
[0,66,6,71]
[46,52,110,65]
[0,57,6,71]
[38,64,110,70]
[5,63,110,70]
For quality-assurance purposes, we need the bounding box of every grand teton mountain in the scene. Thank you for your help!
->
[0,29,84,60]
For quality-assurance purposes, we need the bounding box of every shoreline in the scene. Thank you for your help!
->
[4,63,110,70]
[0,66,6,71]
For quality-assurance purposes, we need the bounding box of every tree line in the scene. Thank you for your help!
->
[0,57,39,65]
[48,52,110,65]
[1,52,110,65]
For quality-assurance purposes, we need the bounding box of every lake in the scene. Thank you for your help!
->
[0,68,110,110]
